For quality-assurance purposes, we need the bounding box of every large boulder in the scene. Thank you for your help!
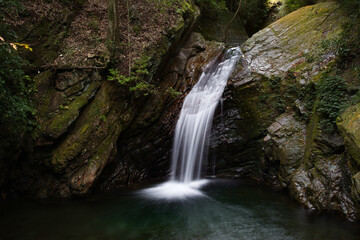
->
[218,2,359,220]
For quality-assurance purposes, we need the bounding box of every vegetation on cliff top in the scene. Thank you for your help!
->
[0,1,37,142]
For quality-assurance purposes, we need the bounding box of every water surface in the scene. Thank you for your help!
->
[0,179,359,240]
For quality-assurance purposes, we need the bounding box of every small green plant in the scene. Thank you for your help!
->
[354,65,360,80]
[108,54,156,96]
[317,75,346,132]
[133,25,141,36]
[0,44,37,139]
[88,19,99,31]
[269,77,281,91]
[100,115,107,122]
[166,87,181,98]
[273,95,286,113]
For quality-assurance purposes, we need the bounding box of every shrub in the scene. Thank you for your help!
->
[0,45,37,138]
[108,54,156,96]
[0,1,37,141]
[317,75,346,132]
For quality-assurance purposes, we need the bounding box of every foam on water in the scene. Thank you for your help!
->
[141,179,209,200]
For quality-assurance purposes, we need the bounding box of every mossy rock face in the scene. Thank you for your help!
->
[212,0,347,178]
[284,109,357,220]
[33,70,102,145]
[23,15,72,67]
[49,82,127,174]
[241,2,346,79]
[39,3,201,196]
[352,172,360,202]
[44,80,101,140]
[337,103,360,167]
[223,2,359,220]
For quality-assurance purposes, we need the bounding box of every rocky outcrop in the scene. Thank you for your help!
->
[337,103,360,213]
[263,113,306,187]
[1,0,202,198]
[337,103,360,167]
[216,2,359,220]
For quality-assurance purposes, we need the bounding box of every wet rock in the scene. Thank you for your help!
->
[352,172,360,202]
[241,2,346,79]
[263,113,306,187]
[225,2,358,220]
[289,155,357,221]
[337,103,360,166]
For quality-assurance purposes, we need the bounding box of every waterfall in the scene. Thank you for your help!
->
[141,47,242,199]
[170,47,242,183]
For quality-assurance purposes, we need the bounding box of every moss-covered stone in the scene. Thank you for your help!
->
[226,1,358,220]
[242,2,346,80]
[352,172,360,201]
[50,82,126,173]
[337,103,360,166]
[44,80,101,140]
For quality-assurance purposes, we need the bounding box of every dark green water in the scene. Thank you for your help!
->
[0,179,359,240]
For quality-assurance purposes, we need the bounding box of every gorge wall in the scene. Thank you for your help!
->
[210,2,360,221]
[1,0,360,222]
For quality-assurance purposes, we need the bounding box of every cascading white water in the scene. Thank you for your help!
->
[142,47,242,199]
[170,47,242,183]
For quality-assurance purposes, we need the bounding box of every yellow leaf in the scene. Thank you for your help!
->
[15,43,33,51]
[0,36,4,42]
[10,43,17,50]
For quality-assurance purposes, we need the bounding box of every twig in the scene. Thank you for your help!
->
[39,65,106,71]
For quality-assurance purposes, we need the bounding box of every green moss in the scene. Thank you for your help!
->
[273,2,346,62]
[234,77,276,139]
[44,81,101,139]
[49,83,129,173]
[337,103,360,166]
[304,106,320,164]
[352,172,360,201]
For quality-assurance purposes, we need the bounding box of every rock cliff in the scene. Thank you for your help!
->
[213,2,359,220]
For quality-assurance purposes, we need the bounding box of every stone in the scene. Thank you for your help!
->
[352,172,360,201]
[337,103,360,166]
[289,155,357,221]
[263,113,306,185]
[241,2,346,80]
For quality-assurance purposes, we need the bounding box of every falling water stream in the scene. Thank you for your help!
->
[142,47,242,200]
